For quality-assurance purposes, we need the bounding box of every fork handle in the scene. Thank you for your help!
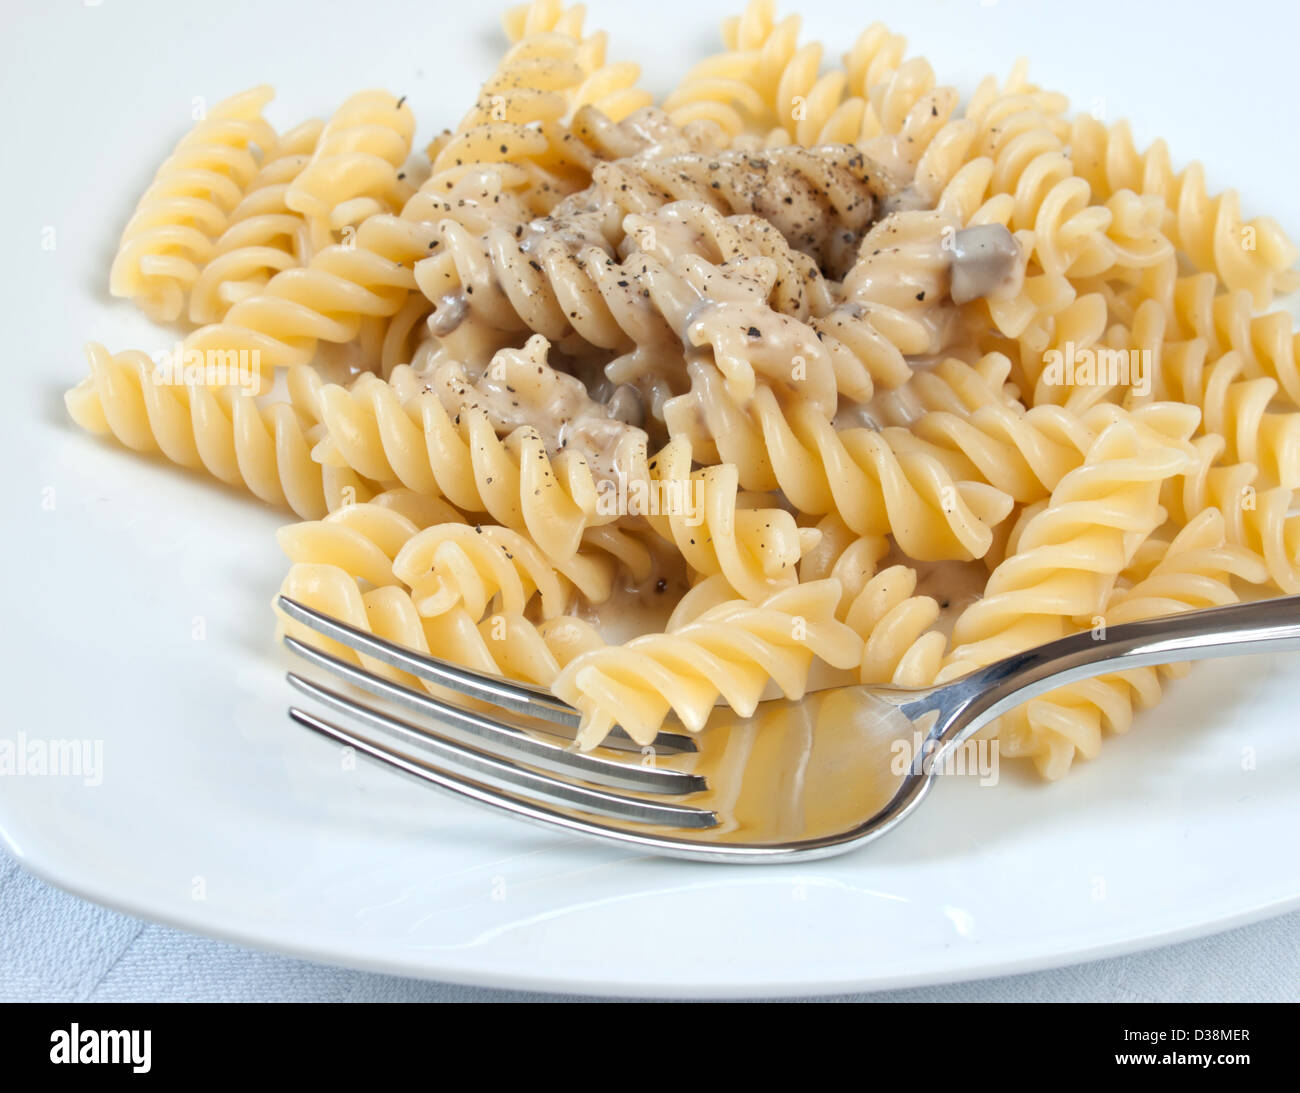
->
[936,595,1300,741]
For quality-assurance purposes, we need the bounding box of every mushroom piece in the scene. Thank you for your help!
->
[949,224,1022,304]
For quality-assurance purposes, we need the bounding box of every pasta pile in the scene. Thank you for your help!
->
[68,0,1300,779]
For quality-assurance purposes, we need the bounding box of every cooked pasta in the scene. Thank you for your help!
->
[67,0,1300,780]
[284,90,417,245]
[995,508,1270,778]
[277,562,605,691]
[110,86,278,323]
[1069,116,1300,307]
[552,578,863,746]
[943,419,1193,673]
[188,117,325,324]
[66,342,376,518]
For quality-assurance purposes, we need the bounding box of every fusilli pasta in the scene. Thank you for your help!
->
[110,86,278,323]
[188,117,325,324]
[67,0,1300,778]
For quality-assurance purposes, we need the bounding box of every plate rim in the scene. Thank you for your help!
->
[7,817,1299,998]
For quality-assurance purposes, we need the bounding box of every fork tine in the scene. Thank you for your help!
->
[286,660,706,794]
[277,595,697,755]
[289,706,719,828]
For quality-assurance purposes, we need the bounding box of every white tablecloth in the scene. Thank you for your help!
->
[2,849,1295,1001]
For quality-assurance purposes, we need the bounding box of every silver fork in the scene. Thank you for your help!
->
[277,593,1300,863]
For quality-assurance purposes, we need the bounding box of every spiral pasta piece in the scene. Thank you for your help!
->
[503,0,651,121]
[276,496,461,587]
[188,118,324,324]
[968,107,1158,283]
[1069,117,1299,307]
[552,577,864,746]
[642,435,819,601]
[415,141,884,332]
[428,14,653,210]
[301,360,646,563]
[285,90,417,242]
[277,562,604,692]
[764,38,849,148]
[426,31,586,197]
[893,385,1200,507]
[745,20,917,150]
[1167,273,1300,410]
[830,352,1019,432]
[110,86,278,323]
[674,2,912,150]
[1116,299,1300,489]
[943,420,1191,672]
[899,398,1096,506]
[65,343,374,518]
[174,168,532,380]
[276,489,615,614]
[662,370,1013,560]
[994,507,1269,779]
[392,521,616,617]
[661,0,797,138]
[1163,434,1300,594]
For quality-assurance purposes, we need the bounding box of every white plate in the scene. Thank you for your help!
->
[3,0,1299,998]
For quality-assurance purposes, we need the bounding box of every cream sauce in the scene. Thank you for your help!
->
[420,343,649,484]
[906,557,988,637]
[570,559,693,645]
[414,127,1023,497]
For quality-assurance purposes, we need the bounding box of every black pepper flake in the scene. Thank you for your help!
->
[747,326,760,338]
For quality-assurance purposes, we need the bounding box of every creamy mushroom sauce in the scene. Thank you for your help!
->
[908,556,991,636]
[570,560,695,644]
[420,341,650,484]
[412,114,1026,503]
